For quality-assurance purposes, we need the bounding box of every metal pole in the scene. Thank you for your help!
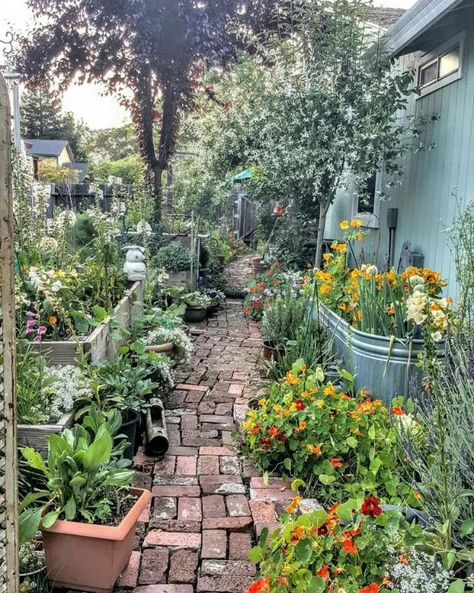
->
[0,70,19,593]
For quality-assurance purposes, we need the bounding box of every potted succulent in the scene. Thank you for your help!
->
[19,410,152,593]
[183,291,212,322]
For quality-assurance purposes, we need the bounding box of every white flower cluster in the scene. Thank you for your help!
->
[152,355,175,392]
[146,326,193,365]
[406,278,449,342]
[43,365,92,422]
[389,550,452,593]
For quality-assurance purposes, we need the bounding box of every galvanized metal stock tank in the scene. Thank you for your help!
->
[318,304,443,404]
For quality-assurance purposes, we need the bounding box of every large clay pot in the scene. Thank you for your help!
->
[42,488,152,593]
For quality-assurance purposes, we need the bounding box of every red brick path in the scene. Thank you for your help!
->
[116,293,297,593]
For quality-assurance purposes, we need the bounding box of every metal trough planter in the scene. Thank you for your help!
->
[318,304,443,404]
[30,281,144,366]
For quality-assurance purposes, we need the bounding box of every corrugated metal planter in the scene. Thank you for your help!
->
[30,281,144,366]
[318,304,443,404]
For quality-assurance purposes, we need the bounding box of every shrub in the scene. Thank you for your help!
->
[152,242,195,272]
[242,361,418,506]
[261,289,308,347]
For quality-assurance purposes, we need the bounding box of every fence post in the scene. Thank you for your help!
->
[0,70,19,593]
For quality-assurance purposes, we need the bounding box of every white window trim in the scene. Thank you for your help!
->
[351,172,381,229]
[417,31,465,98]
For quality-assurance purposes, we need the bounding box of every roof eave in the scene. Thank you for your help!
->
[389,0,464,56]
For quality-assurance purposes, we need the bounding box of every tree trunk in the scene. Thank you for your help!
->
[314,202,329,269]
[151,161,164,226]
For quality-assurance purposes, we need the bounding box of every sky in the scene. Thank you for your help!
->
[1,0,417,130]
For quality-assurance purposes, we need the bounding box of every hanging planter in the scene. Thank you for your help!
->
[318,304,444,404]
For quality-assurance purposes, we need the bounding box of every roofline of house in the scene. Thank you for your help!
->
[389,0,464,56]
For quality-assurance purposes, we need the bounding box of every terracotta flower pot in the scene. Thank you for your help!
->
[41,487,152,593]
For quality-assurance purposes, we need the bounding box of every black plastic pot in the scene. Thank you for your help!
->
[184,307,207,323]
[262,340,284,361]
[119,411,140,461]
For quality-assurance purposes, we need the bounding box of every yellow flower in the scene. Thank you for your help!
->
[324,385,337,397]
[323,253,333,262]
[356,233,365,242]
[258,399,267,407]
[247,410,257,420]
[340,220,350,230]
[307,443,323,456]
[320,284,332,296]
[286,372,300,386]
[297,420,307,431]
[351,219,363,228]
[314,399,326,408]
[286,496,302,514]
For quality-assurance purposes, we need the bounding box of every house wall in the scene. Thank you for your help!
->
[57,147,72,166]
[325,18,474,296]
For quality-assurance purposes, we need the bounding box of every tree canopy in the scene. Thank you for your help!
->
[15,0,278,222]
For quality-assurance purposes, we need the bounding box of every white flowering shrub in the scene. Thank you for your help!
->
[44,365,93,422]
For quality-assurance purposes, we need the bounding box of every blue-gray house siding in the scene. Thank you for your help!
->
[325,0,474,296]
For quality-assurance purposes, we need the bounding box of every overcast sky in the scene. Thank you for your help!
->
[1,0,417,129]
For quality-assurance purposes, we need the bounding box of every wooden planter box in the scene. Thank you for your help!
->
[31,281,144,366]
[18,410,75,453]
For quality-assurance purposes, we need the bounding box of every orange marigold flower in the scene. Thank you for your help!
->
[247,578,271,593]
[317,566,330,580]
[331,458,343,469]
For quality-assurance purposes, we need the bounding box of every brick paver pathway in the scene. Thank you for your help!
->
[118,288,297,593]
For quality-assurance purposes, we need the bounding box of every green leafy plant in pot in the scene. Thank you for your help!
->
[261,290,307,360]
[19,409,152,593]
[183,291,212,322]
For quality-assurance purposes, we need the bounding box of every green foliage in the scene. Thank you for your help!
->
[152,242,195,272]
[261,289,308,346]
[19,408,133,543]
[242,363,418,507]
[250,502,432,593]
[90,155,145,185]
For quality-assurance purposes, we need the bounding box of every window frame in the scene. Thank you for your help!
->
[417,32,465,98]
[351,172,381,229]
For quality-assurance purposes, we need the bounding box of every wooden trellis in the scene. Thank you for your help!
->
[0,71,19,593]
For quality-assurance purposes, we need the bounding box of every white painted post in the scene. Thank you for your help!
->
[0,70,19,593]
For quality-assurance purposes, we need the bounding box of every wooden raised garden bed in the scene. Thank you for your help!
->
[31,281,144,366]
[18,410,75,453]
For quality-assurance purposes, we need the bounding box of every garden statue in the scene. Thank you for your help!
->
[123,245,146,281]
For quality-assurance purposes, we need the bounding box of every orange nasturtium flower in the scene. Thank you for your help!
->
[247,579,271,593]
[48,315,58,326]
[286,372,300,386]
[351,219,363,228]
[360,584,380,593]
[317,566,330,580]
[324,385,337,397]
[286,496,302,515]
[331,458,343,469]
[307,443,323,456]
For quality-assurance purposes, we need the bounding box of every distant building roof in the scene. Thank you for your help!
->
[24,139,74,160]
[367,7,406,30]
